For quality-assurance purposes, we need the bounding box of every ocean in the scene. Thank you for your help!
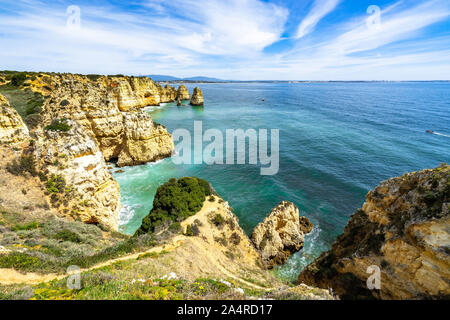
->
[111,82,450,282]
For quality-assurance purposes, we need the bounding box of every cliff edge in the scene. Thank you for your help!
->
[298,164,450,300]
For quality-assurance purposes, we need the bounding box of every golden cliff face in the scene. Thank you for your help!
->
[0,94,29,144]
[12,73,179,229]
[298,164,450,300]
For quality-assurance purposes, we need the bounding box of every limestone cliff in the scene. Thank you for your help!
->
[0,73,183,229]
[34,120,121,230]
[298,164,450,300]
[252,201,313,269]
[0,94,29,144]
[190,87,204,106]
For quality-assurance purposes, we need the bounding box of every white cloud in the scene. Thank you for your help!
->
[0,0,449,80]
[296,0,340,39]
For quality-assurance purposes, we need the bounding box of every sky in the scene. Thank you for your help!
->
[0,0,449,80]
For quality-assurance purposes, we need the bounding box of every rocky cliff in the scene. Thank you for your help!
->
[0,94,29,144]
[0,73,195,229]
[298,164,450,300]
[252,201,313,269]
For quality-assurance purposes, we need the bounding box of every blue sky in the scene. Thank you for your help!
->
[0,0,449,80]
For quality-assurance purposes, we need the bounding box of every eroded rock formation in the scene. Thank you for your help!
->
[3,73,182,229]
[34,120,121,230]
[0,94,29,144]
[177,85,190,100]
[252,201,313,269]
[190,87,204,106]
[298,164,450,300]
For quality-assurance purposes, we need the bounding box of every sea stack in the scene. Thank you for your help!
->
[251,201,313,269]
[177,85,190,100]
[190,87,204,106]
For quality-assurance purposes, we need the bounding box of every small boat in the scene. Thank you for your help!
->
[426,130,434,134]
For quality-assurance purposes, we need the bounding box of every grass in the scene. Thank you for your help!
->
[0,209,150,274]
[17,271,250,300]
[0,83,45,120]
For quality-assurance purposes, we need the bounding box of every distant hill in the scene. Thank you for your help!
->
[146,75,225,82]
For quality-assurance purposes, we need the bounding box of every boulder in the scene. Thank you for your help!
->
[251,201,313,269]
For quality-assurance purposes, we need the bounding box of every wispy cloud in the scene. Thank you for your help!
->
[296,0,340,39]
[0,0,449,80]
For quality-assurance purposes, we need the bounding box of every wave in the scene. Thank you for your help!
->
[432,131,450,138]
[118,204,135,226]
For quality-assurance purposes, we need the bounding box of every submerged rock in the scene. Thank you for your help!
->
[251,201,313,269]
[298,164,450,300]
[190,87,204,106]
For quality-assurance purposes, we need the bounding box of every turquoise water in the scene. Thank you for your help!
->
[112,82,450,282]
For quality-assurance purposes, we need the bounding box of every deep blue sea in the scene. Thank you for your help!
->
[111,82,450,282]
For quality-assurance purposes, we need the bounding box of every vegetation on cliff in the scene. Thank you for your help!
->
[298,163,450,300]
[135,177,213,236]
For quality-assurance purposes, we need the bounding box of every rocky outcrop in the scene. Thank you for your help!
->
[116,113,174,167]
[35,74,175,166]
[8,73,180,229]
[252,201,313,269]
[298,164,450,300]
[0,94,29,144]
[176,85,190,100]
[190,87,204,106]
[34,120,121,229]
[159,85,178,103]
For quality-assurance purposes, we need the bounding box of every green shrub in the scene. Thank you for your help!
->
[185,224,194,237]
[12,221,39,231]
[6,155,37,177]
[25,93,44,115]
[0,252,47,272]
[53,229,82,243]
[44,119,71,132]
[86,74,102,81]
[208,196,215,202]
[45,175,66,194]
[59,99,70,107]
[10,73,27,87]
[185,224,200,237]
[212,214,224,227]
[168,222,181,233]
[135,177,213,236]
